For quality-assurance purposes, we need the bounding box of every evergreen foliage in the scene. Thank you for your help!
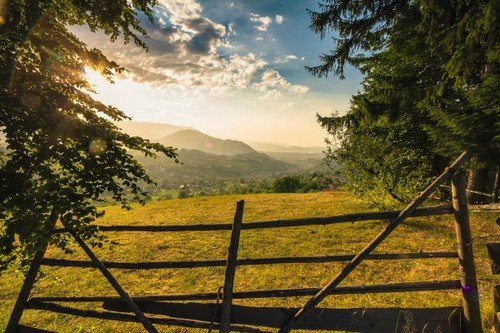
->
[311,0,499,201]
[0,1,177,270]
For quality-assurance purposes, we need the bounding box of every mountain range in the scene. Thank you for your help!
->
[1,121,327,189]
[116,121,324,156]
[0,121,330,193]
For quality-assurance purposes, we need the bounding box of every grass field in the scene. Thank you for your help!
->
[1,191,498,332]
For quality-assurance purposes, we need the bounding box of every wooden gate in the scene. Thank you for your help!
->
[6,151,482,332]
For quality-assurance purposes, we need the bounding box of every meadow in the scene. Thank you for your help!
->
[1,191,498,332]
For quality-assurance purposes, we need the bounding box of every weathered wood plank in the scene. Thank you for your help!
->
[452,170,482,333]
[30,280,460,304]
[102,301,462,332]
[220,200,244,333]
[279,151,470,333]
[487,243,500,274]
[40,251,458,269]
[52,204,452,233]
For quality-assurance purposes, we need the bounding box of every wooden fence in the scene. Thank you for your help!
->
[6,151,483,332]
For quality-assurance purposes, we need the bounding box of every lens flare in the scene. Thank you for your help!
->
[89,138,107,155]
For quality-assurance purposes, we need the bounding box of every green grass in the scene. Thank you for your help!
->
[0,191,498,332]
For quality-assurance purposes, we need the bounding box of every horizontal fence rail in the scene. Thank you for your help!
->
[41,251,458,270]
[53,204,453,233]
[28,279,461,303]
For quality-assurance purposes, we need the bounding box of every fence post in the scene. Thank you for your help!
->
[220,200,244,333]
[6,208,59,333]
[451,170,482,333]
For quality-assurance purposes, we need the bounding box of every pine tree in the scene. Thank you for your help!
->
[310,0,499,203]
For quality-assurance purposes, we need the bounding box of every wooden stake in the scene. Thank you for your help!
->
[220,200,245,333]
[451,170,482,333]
[279,151,470,333]
[5,208,59,333]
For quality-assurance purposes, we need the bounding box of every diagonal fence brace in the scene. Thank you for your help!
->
[65,226,159,333]
[279,151,471,332]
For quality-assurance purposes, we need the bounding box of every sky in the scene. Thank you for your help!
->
[74,0,363,146]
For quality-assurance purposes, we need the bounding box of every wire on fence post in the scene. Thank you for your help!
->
[208,286,224,333]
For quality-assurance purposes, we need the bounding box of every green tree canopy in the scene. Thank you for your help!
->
[0,1,177,270]
[310,0,499,202]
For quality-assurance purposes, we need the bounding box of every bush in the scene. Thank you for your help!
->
[177,185,190,199]
[272,176,303,193]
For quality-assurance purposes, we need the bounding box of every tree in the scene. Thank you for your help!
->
[0,1,177,270]
[272,175,303,193]
[310,0,499,203]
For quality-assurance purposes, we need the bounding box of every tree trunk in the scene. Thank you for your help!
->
[467,166,497,204]
[492,166,499,203]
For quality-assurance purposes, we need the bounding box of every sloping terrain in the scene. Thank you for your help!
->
[158,129,257,156]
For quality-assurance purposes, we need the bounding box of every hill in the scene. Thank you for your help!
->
[263,151,324,169]
[134,148,296,191]
[157,129,257,156]
[137,148,295,179]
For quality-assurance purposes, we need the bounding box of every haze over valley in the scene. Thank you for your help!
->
[111,121,331,198]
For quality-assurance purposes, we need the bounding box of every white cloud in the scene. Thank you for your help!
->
[275,15,284,24]
[274,54,298,63]
[253,69,309,100]
[73,1,306,100]
[157,0,202,25]
[227,22,235,35]
[249,13,272,31]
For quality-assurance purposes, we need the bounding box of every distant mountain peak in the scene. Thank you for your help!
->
[158,129,257,156]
